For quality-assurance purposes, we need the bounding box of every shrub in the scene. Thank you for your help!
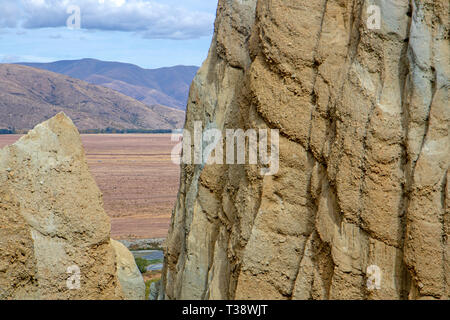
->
[135,257,150,274]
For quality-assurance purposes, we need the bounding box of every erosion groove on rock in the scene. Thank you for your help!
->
[159,0,449,300]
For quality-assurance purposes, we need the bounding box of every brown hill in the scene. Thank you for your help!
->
[18,59,199,110]
[0,64,185,132]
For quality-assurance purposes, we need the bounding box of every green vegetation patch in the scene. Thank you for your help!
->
[135,257,151,274]
[134,257,163,274]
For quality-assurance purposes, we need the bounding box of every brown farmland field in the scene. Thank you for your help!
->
[0,134,180,240]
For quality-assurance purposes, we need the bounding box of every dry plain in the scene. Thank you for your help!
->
[0,134,180,239]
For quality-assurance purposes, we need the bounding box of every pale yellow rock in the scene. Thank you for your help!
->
[111,239,145,300]
[0,113,123,300]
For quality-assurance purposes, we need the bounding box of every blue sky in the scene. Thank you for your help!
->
[0,0,218,68]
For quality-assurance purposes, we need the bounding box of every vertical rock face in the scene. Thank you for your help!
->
[160,0,449,300]
[0,113,129,299]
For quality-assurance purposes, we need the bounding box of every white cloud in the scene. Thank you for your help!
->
[0,54,57,63]
[0,0,215,40]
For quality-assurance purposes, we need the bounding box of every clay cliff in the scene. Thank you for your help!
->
[159,0,449,299]
[0,113,144,299]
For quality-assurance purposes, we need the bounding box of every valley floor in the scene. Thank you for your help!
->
[0,133,180,239]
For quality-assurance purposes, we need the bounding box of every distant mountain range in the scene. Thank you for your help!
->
[18,59,198,110]
[0,64,186,132]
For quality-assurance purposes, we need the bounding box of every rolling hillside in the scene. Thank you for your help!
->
[19,59,198,110]
[0,64,185,132]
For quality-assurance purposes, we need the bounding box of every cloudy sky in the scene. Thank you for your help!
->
[0,0,218,68]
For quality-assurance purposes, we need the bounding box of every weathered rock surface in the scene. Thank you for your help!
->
[111,239,145,300]
[0,113,138,299]
[149,280,161,300]
[160,0,449,300]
